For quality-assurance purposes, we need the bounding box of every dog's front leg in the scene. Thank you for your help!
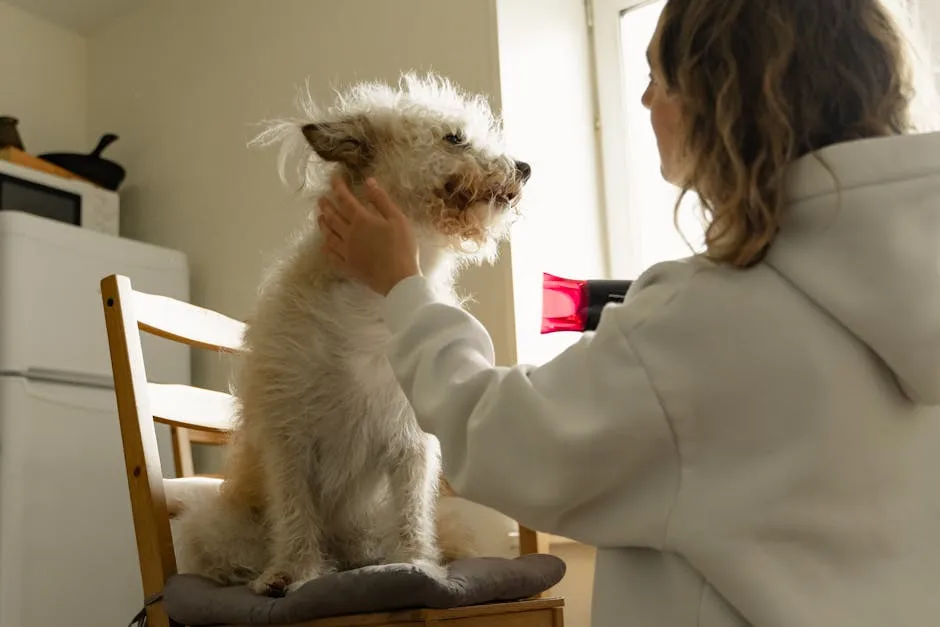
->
[389,436,445,578]
[249,447,330,596]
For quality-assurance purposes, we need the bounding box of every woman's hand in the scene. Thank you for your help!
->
[317,176,421,296]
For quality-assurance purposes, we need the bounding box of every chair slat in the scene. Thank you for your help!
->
[186,428,230,445]
[133,289,245,353]
[149,383,238,433]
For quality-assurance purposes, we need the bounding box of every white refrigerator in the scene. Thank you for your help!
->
[0,210,191,627]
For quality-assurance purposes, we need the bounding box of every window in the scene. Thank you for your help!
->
[590,0,940,282]
[590,0,704,280]
[909,0,940,78]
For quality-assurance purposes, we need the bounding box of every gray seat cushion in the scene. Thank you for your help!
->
[162,554,566,625]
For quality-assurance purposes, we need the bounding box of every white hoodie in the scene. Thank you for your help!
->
[381,131,940,627]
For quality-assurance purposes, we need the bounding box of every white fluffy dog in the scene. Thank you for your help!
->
[173,72,531,596]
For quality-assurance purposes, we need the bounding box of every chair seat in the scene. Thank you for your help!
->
[163,555,566,626]
[222,598,565,626]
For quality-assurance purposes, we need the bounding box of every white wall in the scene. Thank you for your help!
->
[87,0,517,392]
[495,0,608,368]
[0,1,87,154]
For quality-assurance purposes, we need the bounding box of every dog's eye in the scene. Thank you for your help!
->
[443,133,466,146]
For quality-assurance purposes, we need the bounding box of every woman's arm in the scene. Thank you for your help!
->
[316,176,681,547]
[384,275,680,549]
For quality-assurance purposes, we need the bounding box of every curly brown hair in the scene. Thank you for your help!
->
[656,0,935,267]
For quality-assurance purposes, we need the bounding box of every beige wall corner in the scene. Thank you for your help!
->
[0,1,88,154]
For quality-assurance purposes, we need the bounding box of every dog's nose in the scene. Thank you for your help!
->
[515,160,532,183]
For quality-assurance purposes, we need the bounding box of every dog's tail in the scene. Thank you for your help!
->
[171,485,270,585]
[435,496,481,563]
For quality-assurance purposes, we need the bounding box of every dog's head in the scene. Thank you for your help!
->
[255,73,530,264]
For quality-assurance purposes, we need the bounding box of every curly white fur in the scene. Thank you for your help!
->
[173,72,530,596]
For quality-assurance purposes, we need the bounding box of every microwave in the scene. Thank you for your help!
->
[0,158,120,235]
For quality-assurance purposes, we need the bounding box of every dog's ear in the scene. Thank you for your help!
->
[301,117,374,169]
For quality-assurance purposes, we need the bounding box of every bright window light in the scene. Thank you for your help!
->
[617,0,703,271]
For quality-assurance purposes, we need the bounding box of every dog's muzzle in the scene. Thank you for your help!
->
[515,160,532,184]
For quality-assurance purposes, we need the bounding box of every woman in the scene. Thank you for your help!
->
[318,0,940,625]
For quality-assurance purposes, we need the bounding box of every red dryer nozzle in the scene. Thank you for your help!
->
[541,273,588,334]
[541,273,633,334]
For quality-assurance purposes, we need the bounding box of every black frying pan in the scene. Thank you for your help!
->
[40,133,126,191]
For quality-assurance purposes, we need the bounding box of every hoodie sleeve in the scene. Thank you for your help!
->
[382,275,680,549]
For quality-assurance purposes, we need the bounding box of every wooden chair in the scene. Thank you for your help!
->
[100,274,564,627]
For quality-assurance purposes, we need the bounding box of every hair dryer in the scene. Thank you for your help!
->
[541,273,633,334]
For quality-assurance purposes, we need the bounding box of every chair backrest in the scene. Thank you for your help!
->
[101,273,245,627]
[101,273,547,625]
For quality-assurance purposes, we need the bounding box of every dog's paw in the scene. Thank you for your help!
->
[248,569,292,597]
[286,576,316,595]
